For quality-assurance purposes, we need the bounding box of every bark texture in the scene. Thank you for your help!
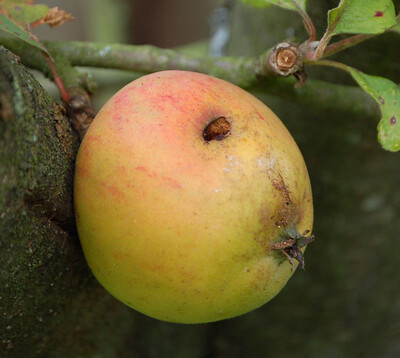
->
[1,0,400,357]
[0,47,134,357]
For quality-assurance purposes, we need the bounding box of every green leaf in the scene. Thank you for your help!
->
[327,0,396,37]
[0,0,48,25]
[0,13,47,53]
[0,0,50,53]
[347,68,400,152]
[241,0,306,11]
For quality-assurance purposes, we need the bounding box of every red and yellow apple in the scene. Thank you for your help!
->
[74,70,313,323]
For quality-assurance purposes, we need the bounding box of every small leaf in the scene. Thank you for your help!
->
[0,0,49,53]
[0,2,72,54]
[30,6,74,28]
[0,13,47,53]
[0,1,71,104]
[327,0,396,37]
[241,0,306,11]
[347,68,400,152]
[0,0,48,26]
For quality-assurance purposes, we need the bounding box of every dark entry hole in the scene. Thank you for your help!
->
[203,117,231,141]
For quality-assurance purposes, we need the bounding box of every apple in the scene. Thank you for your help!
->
[74,70,313,324]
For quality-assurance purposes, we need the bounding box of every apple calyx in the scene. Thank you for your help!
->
[271,228,315,270]
[203,116,231,141]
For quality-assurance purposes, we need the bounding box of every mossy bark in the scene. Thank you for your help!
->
[0,47,131,357]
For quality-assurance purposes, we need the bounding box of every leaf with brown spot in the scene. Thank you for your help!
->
[0,12,48,53]
[0,1,73,50]
[316,0,396,58]
[347,68,400,152]
[318,61,400,152]
[0,1,73,103]
[0,0,48,26]
[325,0,396,37]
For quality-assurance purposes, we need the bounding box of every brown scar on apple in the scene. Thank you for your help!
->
[269,173,296,228]
[268,173,314,270]
[203,117,231,141]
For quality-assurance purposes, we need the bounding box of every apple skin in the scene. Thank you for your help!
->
[74,70,313,324]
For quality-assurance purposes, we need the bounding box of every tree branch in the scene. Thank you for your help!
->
[46,41,275,88]
[0,38,274,88]
[0,38,378,122]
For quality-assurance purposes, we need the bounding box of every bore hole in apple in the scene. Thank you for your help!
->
[203,117,231,141]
